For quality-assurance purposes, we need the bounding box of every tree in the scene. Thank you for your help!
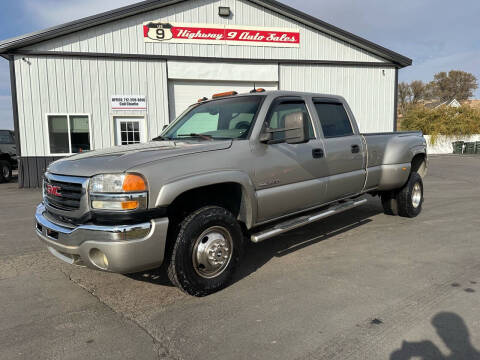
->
[429,70,478,101]
[410,80,427,104]
[398,82,412,115]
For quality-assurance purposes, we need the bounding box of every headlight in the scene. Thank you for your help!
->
[89,173,148,211]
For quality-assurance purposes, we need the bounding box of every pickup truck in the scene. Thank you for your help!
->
[0,129,17,183]
[35,90,427,296]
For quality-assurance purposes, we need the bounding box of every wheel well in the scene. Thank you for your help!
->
[167,182,244,224]
[411,154,427,179]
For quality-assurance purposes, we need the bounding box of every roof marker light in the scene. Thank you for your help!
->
[250,88,266,93]
[212,91,238,99]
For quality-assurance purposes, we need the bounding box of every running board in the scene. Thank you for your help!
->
[251,198,368,243]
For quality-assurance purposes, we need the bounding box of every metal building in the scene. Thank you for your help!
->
[0,0,411,188]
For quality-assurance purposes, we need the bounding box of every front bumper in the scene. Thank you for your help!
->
[35,203,169,274]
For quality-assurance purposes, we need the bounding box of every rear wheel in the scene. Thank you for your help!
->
[0,161,12,183]
[396,172,424,218]
[166,206,244,296]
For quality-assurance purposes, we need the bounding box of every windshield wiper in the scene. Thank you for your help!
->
[152,135,172,141]
[177,133,214,140]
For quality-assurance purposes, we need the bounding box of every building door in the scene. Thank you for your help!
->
[114,117,146,146]
[168,80,278,122]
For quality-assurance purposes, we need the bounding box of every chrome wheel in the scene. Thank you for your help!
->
[2,165,9,179]
[412,182,422,208]
[192,226,233,279]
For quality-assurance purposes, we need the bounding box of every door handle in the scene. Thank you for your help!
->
[351,145,360,154]
[312,148,324,159]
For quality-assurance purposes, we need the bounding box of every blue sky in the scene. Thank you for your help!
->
[1,0,479,129]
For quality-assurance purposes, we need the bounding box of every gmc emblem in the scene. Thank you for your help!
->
[46,184,62,197]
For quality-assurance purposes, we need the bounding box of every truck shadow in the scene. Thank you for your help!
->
[128,196,383,288]
[232,196,381,285]
[390,312,480,360]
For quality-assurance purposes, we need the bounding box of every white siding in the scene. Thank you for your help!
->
[280,64,396,133]
[15,56,169,157]
[25,0,384,63]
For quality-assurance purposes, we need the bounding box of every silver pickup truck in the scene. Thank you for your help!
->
[36,90,427,296]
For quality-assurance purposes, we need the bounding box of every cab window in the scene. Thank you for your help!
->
[266,99,315,141]
[313,102,354,138]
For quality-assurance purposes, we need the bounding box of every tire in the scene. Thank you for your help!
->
[166,206,244,296]
[0,161,12,183]
[396,172,424,218]
[381,191,398,216]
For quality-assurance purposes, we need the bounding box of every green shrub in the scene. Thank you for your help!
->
[401,105,480,144]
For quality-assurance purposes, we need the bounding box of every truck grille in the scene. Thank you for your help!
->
[44,178,83,211]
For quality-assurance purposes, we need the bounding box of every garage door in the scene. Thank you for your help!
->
[168,80,278,121]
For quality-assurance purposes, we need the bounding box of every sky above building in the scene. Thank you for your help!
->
[1,0,479,129]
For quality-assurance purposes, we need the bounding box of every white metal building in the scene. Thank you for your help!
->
[0,0,411,188]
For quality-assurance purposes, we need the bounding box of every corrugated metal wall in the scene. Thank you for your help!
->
[25,0,383,63]
[280,64,396,133]
[14,55,169,157]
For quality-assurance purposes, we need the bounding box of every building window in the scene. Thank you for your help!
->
[115,117,145,146]
[47,114,91,155]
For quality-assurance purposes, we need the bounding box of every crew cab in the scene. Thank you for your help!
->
[35,90,427,296]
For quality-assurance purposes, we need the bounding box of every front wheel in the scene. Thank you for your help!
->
[166,206,244,296]
[396,172,424,218]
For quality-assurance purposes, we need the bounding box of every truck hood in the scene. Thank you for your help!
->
[47,140,233,177]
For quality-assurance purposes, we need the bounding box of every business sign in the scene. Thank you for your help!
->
[111,96,147,111]
[143,22,300,48]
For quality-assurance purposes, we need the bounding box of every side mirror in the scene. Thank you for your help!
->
[284,112,308,144]
[260,111,308,144]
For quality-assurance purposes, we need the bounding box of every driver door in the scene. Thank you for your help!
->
[253,97,329,222]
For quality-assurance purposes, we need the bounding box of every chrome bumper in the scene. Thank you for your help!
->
[35,203,169,274]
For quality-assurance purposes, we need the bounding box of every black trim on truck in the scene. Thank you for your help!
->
[91,207,168,225]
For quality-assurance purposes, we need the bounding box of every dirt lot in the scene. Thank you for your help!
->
[1,155,480,360]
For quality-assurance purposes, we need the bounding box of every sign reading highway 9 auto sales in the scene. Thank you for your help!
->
[143,22,300,47]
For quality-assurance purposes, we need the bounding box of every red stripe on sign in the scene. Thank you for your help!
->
[169,26,300,44]
[143,25,149,38]
[171,26,225,42]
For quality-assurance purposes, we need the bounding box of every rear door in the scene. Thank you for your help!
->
[312,98,366,202]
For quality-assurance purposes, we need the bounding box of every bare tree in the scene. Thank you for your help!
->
[410,80,427,104]
[398,82,412,115]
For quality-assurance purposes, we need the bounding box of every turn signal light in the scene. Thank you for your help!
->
[250,88,266,93]
[212,91,238,99]
[122,174,147,192]
[121,200,140,210]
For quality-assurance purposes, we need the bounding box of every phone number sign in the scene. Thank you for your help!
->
[143,22,300,48]
[111,96,147,111]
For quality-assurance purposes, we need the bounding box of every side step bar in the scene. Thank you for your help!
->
[251,198,368,243]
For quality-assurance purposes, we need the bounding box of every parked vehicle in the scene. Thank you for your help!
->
[0,130,17,183]
[35,90,427,296]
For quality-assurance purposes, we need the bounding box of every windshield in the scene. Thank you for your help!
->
[161,96,265,140]
[0,130,14,144]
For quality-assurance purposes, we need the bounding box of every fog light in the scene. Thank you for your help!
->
[90,248,109,270]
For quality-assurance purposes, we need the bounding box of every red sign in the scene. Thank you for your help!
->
[143,22,300,48]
